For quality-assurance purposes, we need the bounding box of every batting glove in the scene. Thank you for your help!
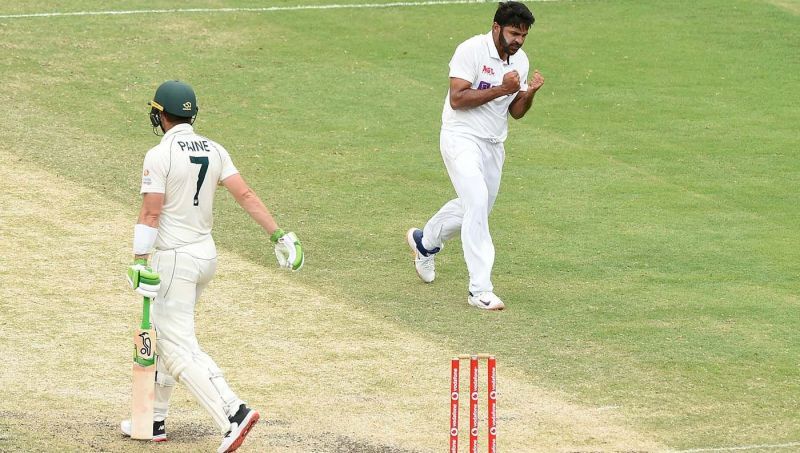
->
[271,229,304,271]
[127,258,161,298]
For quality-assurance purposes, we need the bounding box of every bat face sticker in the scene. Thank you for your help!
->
[138,332,152,356]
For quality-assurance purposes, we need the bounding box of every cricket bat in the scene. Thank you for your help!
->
[130,296,156,439]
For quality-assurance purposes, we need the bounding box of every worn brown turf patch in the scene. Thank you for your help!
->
[765,0,800,14]
[0,156,663,452]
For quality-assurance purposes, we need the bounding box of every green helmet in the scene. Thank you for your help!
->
[148,80,198,129]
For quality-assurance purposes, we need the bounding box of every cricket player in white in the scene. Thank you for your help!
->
[124,80,303,453]
[407,1,544,310]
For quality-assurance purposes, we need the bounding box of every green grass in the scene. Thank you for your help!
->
[1,0,799,449]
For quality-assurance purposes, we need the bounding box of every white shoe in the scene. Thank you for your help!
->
[218,404,260,453]
[120,419,167,442]
[468,291,505,310]
[406,228,437,283]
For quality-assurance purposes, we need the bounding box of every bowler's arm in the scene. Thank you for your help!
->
[508,70,544,120]
[449,77,516,110]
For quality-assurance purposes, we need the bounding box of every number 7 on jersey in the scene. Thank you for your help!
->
[189,156,208,206]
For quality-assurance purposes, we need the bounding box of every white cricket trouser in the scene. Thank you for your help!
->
[423,130,505,294]
[150,239,243,433]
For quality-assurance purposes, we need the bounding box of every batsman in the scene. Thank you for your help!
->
[123,80,304,452]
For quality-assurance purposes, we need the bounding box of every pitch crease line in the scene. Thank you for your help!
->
[0,0,561,19]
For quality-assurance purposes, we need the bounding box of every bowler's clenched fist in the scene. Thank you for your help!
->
[501,70,521,95]
[529,70,544,92]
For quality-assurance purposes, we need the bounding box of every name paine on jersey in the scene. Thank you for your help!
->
[177,140,212,152]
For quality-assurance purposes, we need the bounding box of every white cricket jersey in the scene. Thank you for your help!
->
[442,31,530,142]
[140,123,238,252]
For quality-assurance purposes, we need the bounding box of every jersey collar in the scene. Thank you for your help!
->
[483,30,510,64]
[161,123,194,142]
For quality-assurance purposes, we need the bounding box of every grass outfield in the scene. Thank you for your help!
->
[1,0,798,451]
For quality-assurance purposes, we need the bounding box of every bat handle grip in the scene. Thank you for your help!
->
[141,297,152,330]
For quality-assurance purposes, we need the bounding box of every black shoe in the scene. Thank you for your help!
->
[120,419,167,442]
[217,404,260,453]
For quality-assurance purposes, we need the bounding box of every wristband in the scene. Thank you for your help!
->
[270,228,285,244]
[133,224,158,255]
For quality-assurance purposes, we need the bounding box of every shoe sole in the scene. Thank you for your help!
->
[121,436,166,442]
[220,410,260,453]
[406,228,434,283]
